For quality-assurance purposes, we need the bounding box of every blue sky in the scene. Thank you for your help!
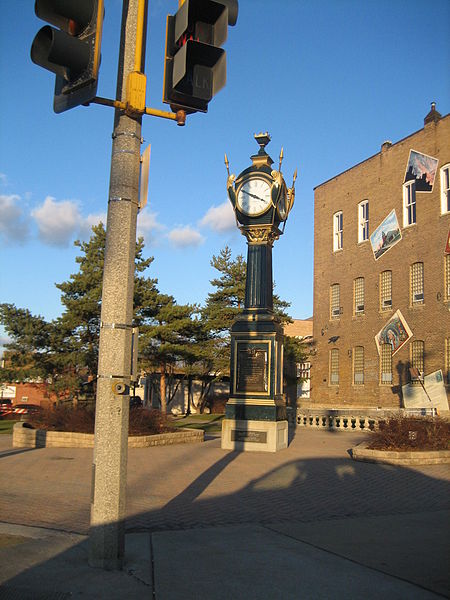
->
[1,0,449,350]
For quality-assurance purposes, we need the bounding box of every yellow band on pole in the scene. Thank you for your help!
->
[134,0,147,72]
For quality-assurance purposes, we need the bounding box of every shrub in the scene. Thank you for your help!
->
[27,405,95,433]
[26,405,175,436]
[129,407,175,435]
[368,414,450,451]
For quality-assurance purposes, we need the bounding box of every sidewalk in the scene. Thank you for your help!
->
[0,429,449,599]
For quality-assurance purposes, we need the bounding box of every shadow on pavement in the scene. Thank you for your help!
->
[1,443,449,598]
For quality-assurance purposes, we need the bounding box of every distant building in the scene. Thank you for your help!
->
[310,104,450,410]
[284,318,314,403]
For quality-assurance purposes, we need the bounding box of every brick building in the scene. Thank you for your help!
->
[309,105,450,410]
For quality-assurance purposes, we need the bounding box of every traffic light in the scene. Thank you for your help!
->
[163,0,238,114]
[31,0,104,113]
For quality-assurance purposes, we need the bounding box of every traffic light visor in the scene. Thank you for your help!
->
[31,25,91,79]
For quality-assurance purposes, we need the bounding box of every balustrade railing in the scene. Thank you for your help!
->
[296,412,378,431]
[294,407,438,432]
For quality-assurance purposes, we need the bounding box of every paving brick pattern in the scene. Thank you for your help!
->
[1,430,449,536]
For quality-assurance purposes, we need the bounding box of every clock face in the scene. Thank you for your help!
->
[236,177,272,216]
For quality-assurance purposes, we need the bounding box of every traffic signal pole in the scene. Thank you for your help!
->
[30,0,239,572]
[88,0,147,570]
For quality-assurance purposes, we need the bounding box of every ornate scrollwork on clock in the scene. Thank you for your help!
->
[244,226,281,246]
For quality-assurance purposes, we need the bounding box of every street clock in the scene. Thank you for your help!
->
[226,132,296,236]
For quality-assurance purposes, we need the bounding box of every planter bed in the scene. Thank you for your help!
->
[351,441,450,465]
[13,422,203,449]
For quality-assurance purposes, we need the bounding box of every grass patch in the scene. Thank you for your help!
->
[368,414,450,451]
[170,414,224,433]
[0,420,19,434]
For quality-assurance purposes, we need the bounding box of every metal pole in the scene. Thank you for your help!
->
[89,0,147,570]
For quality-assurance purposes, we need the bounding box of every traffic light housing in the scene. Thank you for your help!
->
[163,0,238,114]
[31,0,104,113]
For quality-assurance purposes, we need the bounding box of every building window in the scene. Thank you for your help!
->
[410,262,424,305]
[330,283,340,319]
[330,349,339,385]
[446,338,450,384]
[353,277,365,315]
[441,164,450,214]
[333,211,343,251]
[380,343,392,385]
[445,254,450,301]
[358,200,369,243]
[353,346,364,385]
[380,270,392,311]
[410,340,424,382]
[403,181,416,226]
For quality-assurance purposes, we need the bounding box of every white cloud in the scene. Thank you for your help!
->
[137,210,166,244]
[168,226,204,248]
[79,212,107,239]
[32,196,82,247]
[0,194,30,244]
[199,200,235,232]
[0,173,7,185]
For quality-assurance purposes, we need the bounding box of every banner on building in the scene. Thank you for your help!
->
[402,369,449,412]
[375,309,413,356]
[404,149,438,192]
[370,209,402,261]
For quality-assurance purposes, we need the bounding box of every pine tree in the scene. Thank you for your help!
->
[139,298,202,414]
[0,224,160,401]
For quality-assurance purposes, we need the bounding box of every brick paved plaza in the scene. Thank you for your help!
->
[1,429,449,535]
[1,429,450,599]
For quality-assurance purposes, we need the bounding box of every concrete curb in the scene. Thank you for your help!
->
[12,422,203,449]
[351,441,450,465]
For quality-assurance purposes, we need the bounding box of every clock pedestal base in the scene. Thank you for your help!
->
[221,310,288,453]
[221,418,287,452]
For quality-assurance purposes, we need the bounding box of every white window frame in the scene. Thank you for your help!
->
[403,181,416,227]
[333,211,343,252]
[358,200,369,243]
[440,164,450,215]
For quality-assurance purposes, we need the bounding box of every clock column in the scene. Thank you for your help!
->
[221,133,296,453]
[245,242,273,310]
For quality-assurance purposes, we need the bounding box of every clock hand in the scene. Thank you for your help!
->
[242,189,265,201]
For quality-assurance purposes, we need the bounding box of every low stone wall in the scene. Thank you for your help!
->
[351,441,450,465]
[13,422,203,449]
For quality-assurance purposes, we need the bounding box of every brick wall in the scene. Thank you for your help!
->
[310,112,450,409]
[5,382,55,407]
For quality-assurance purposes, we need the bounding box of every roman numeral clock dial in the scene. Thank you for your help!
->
[237,177,272,216]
